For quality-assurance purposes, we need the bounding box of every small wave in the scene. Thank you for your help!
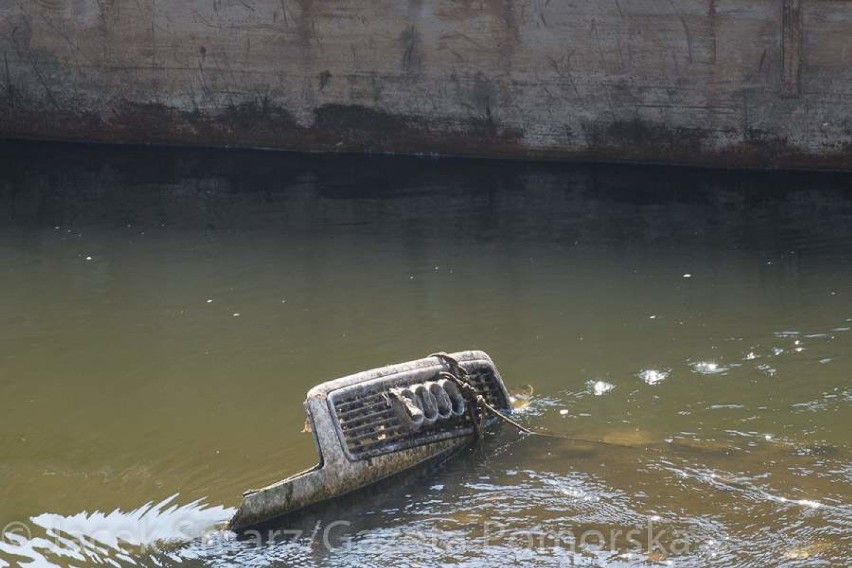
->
[0,494,234,567]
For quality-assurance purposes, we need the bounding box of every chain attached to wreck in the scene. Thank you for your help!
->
[228,350,513,531]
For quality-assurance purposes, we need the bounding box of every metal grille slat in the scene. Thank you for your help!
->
[348,427,405,444]
[335,394,386,411]
[340,413,400,435]
[338,403,394,423]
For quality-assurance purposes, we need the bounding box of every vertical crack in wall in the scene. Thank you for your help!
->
[781,0,802,98]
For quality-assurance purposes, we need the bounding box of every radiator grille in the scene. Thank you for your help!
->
[328,366,509,461]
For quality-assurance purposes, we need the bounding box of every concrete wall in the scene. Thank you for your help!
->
[0,1,850,169]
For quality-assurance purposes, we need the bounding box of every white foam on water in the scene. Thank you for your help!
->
[691,361,728,375]
[639,369,669,385]
[1,495,234,567]
[586,380,615,396]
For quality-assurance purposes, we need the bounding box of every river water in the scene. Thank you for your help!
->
[0,141,850,566]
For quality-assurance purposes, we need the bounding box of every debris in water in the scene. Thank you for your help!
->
[229,350,512,531]
[509,384,534,410]
[598,428,659,447]
[668,437,739,456]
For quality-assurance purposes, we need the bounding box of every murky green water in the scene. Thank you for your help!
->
[0,141,850,566]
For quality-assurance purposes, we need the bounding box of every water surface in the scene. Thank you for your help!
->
[0,142,850,566]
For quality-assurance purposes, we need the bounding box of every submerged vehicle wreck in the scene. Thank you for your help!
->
[229,350,512,531]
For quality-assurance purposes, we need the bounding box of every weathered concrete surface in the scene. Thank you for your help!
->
[0,1,850,169]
